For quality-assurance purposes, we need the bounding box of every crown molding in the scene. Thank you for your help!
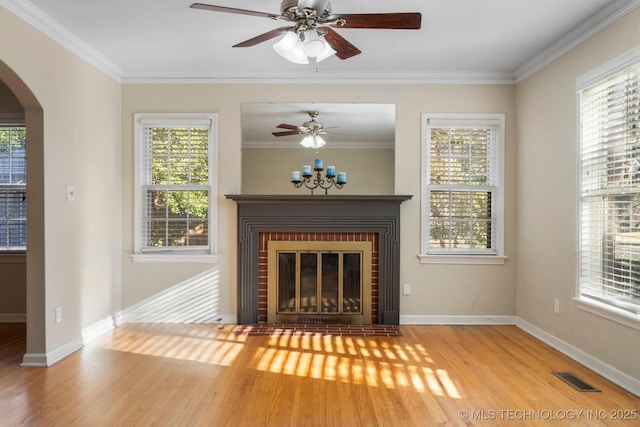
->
[0,0,123,81]
[120,70,516,85]
[515,0,640,83]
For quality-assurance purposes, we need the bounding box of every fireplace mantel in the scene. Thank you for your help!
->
[226,194,412,325]
[227,194,412,204]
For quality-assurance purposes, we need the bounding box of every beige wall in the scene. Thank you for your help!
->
[242,147,394,194]
[0,7,122,357]
[516,8,640,379]
[121,83,517,320]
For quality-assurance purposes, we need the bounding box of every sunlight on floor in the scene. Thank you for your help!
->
[98,323,461,398]
[252,333,461,398]
[100,324,246,367]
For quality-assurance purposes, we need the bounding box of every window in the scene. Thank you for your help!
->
[579,54,640,316]
[0,120,26,252]
[420,114,505,264]
[133,114,218,262]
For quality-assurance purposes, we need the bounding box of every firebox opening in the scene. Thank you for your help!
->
[268,241,372,324]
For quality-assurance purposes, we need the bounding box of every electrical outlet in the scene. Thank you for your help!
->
[554,298,560,315]
[55,306,62,323]
[403,282,412,296]
[66,185,75,201]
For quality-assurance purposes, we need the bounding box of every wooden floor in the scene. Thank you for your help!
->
[0,323,638,426]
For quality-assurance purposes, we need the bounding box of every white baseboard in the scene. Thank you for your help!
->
[21,353,47,367]
[20,317,115,367]
[82,316,115,344]
[0,313,26,323]
[515,317,640,397]
[45,316,120,366]
[46,336,84,366]
[400,315,516,325]
[21,336,83,367]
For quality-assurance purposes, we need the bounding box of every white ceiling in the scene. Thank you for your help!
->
[8,0,639,83]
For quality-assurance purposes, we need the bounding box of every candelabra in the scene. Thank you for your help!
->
[291,158,347,195]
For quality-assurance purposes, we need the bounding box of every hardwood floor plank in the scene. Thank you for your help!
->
[0,323,638,426]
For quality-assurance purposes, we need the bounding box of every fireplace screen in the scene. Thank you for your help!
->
[268,241,372,323]
[277,251,362,314]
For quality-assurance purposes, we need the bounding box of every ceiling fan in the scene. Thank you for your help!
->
[190,1,421,63]
[272,111,351,148]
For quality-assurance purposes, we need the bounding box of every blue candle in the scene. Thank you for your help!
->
[292,171,301,182]
[337,172,347,183]
[314,158,323,170]
[326,166,336,176]
[302,165,312,176]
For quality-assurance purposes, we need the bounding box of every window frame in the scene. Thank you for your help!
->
[132,113,219,263]
[419,113,506,265]
[0,113,26,263]
[576,46,640,324]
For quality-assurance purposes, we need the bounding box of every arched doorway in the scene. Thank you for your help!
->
[0,60,46,364]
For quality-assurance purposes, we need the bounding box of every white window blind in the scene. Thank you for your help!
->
[0,126,26,251]
[423,115,504,258]
[579,62,640,314]
[134,114,217,256]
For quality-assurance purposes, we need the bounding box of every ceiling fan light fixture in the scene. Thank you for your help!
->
[274,28,336,64]
[315,40,337,62]
[302,29,326,57]
[273,31,309,64]
[192,3,421,64]
[300,134,326,149]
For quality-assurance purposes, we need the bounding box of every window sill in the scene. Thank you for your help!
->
[131,253,220,264]
[417,254,507,265]
[574,297,640,331]
[0,252,26,264]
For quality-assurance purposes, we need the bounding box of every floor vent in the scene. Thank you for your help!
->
[552,372,601,392]
[296,315,346,324]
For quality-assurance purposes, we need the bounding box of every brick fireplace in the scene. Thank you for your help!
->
[226,195,411,325]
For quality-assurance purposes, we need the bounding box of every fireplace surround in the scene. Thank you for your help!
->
[226,195,412,325]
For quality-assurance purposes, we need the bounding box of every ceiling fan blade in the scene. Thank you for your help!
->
[276,123,302,130]
[272,130,303,137]
[323,28,361,60]
[233,27,293,47]
[190,3,282,20]
[333,13,421,30]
